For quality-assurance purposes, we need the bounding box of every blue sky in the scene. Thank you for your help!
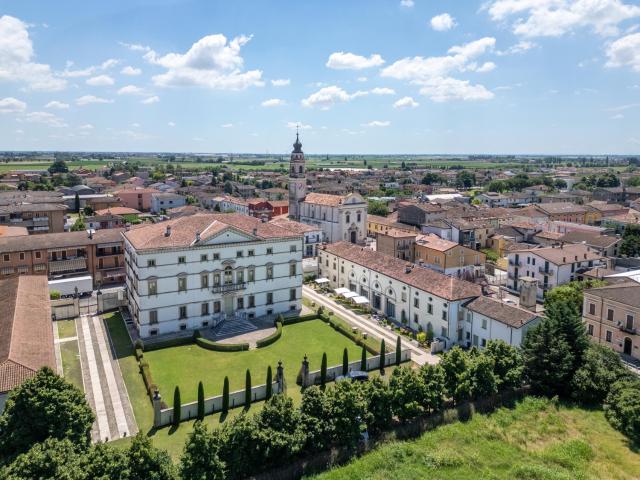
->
[1,0,639,154]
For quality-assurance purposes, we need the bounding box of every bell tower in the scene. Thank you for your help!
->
[288,130,306,221]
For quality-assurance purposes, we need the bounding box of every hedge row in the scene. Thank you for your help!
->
[256,322,282,348]
[281,313,319,326]
[134,347,144,361]
[139,361,157,402]
[143,335,194,352]
[320,313,381,355]
[195,336,249,352]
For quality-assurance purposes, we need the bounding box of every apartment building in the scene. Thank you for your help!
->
[413,234,485,277]
[114,188,160,211]
[123,213,303,338]
[583,282,639,361]
[0,229,125,287]
[0,203,67,234]
[318,242,481,342]
[376,229,416,261]
[507,243,604,300]
[150,193,187,214]
[367,213,417,238]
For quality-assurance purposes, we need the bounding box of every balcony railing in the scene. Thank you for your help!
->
[538,266,554,275]
[211,282,247,294]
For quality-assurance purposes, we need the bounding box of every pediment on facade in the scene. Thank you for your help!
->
[200,227,257,245]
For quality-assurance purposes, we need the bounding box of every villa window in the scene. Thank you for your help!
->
[248,250,255,256]
[237,297,244,309]
[267,247,273,255]
[482,318,488,330]
[346,214,350,223]
[290,289,296,301]
[606,330,612,342]
[179,306,187,319]
[290,263,297,276]
[200,254,208,262]
[178,256,186,264]
[267,292,273,305]
[213,253,220,260]
[201,274,209,289]
[178,277,187,292]
[427,304,433,314]
[248,295,255,308]
[224,266,233,284]
[213,301,221,313]
[147,259,156,267]
[248,268,255,282]
[149,310,158,325]
[213,273,220,286]
[266,264,274,280]
[589,303,595,315]
[201,303,209,316]
[587,324,594,336]
[442,310,447,321]
[148,280,157,296]
[236,251,243,258]
[290,245,297,252]
[607,308,614,321]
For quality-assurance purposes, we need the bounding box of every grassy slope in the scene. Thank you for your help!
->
[311,397,640,480]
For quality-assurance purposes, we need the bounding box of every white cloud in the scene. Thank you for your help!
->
[418,77,495,102]
[121,65,142,76]
[286,122,312,130]
[326,52,385,70]
[301,85,369,109]
[382,37,496,80]
[606,32,640,71]
[497,41,536,55]
[117,85,145,95]
[485,0,640,37]
[119,42,151,53]
[144,34,263,89]
[362,120,391,127]
[261,98,285,107]
[76,95,113,106]
[0,15,66,91]
[400,0,414,7]
[393,96,419,109]
[79,123,94,130]
[271,78,290,86]
[131,122,141,128]
[476,61,497,73]
[357,76,368,82]
[430,13,456,32]
[221,123,234,128]
[141,95,160,104]
[370,87,396,95]
[168,121,176,127]
[21,111,67,128]
[61,58,119,78]
[86,74,115,86]
[0,97,26,113]
[611,113,624,119]
[45,100,69,109]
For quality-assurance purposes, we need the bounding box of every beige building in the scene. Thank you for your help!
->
[376,228,416,261]
[583,282,639,361]
[414,234,486,278]
[0,203,67,234]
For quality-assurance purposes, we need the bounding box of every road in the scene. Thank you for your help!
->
[303,286,439,366]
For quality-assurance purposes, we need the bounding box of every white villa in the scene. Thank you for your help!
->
[123,213,303,338]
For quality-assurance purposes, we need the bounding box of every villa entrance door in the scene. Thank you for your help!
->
[624,337,633,356]
[224,296,234,316]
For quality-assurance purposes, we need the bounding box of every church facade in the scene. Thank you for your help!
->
[288,134,367,244]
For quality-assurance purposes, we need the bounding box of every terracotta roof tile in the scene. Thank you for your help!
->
[464,296,539,328]
[303,193,346,206]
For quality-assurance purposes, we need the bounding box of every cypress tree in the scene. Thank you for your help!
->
[74,192,80,213]
[222,377,229,414]
[245,369,252,408]
[320,352,327,390]
[342,348,349,376]
[396,336,402,366]
[361,346,367,371]
[173,386,181,427]
[197,381,204,421]
[265,366,273,400]
[380,338,386,372]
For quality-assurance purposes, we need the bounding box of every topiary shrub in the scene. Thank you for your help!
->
[195,337,249,352]
[222,377,229,414]
[256,322,282,348]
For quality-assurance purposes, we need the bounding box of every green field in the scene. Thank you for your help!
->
[56,319,77,339]
[60,340,83,392]
[311,397,640,480]
[105,313,371,458]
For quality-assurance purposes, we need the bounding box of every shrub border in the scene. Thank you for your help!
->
[256,322,283,348]
[195,336,250,352]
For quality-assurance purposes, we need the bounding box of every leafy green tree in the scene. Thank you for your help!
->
[545,294,590,370]
[604,378,640,444]
[320,353,327,390]
[483,340,523,390]
[48,158,68,173]
[84,442,130,480]
[419,363,446,413]
[180,421,226,480]
[362,377,393,433]
[627,176,640,187]
[300,386,333,450]
[326,381,368,448]
[360,346,367,371]
[222,377,229,414]
[127,433,176,480]
[223,181,233,194]
[245,369,252,409]
[265,366,273,400]
[389,366,426,421]
[197,382,205,421]
[554,178,567,189]
[342,348,349,376]
[173,387,181,427]
[367,200,389,216]
[455,170,476,189]
[621,224,640,257]
[219,414,257,480]
[440,346,468,400]
[0,438,84,480]
[0,367,94,463]
[522,317,575,397]
[421,172,444,185]
[463,354,498,400]
[572,344,628,404]
[544,280,604,320]
[486,180,508,192]
[395,336,402,366]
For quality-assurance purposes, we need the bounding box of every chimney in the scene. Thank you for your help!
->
[261,214,268,223]
[87,229,94,239]
[195,232,201,242]
[253,227,258,235]
[165,225,172,237]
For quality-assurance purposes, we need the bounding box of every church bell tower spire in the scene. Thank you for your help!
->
[288,130,306,221]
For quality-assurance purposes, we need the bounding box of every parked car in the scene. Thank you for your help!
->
[336,370,369,383]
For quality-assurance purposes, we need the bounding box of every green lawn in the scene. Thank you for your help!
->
[104,313,373,459]
[56,319,76,339]
[143,319,363,405]
[60,340,83,392]
[311,397,640,480]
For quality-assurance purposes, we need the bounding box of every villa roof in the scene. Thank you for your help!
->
[464,296,539,329]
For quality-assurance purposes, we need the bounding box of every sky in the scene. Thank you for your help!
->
[0,0,639,155]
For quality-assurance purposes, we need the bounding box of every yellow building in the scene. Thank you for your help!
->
[413,234,485,278]
[367,213,417,237]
